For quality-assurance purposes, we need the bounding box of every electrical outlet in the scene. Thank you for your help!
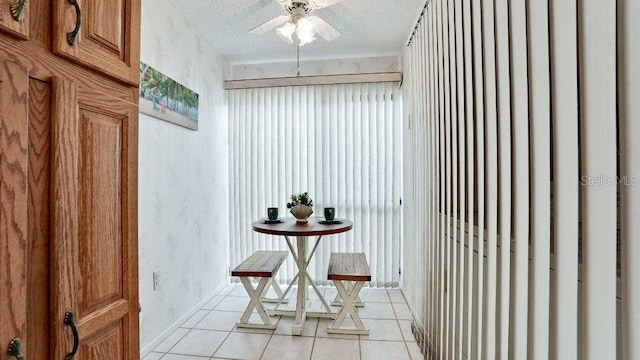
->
[153,270,161,291]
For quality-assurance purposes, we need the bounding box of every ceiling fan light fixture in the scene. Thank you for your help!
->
[295,17,316,46]
[276,21,296,44]
[252,0,340,47]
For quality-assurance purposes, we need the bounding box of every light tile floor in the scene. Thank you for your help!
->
[145,283,424,360]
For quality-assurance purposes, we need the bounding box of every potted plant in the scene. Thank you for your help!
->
[287,192,314,222]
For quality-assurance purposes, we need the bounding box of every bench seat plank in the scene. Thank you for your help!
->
[232,250,288,278]
[328,252,371,282]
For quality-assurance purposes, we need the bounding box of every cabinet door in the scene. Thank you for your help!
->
[0,0,29,39]
[50,77,139,359]
[53,0,140,85]
[0,61,29,357]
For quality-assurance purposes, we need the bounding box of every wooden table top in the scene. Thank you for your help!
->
[252,216,353,237]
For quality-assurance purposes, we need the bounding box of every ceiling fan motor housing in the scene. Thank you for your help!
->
[286,1,313,19]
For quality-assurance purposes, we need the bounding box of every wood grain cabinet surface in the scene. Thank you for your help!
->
[0,0,30,39]
[0,1,140,358]
[54,0,141,85]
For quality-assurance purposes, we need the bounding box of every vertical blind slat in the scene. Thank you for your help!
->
[420,6,427,342]
[481,0,499,358]
[462,0,475,356]
[429,8,439,346]
[549,0,579,357]
[528,0,551,358]
[412,27,421,344]
[429,0,438,349]
[619,0,640,358]
[346,85,355,254]
[427,12,438,346]
[434,0,443,352]
[437,0,447,352]
[446,0,460,357]
[442,0,453,356]
[509,0,531,357]
[494,0,513,356]
[579,1,618,358]
[472,0,486,357]
[453,0,467,357]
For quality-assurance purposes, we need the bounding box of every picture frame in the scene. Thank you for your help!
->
[139,62,199,130]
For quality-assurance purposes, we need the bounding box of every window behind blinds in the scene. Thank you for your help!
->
[228,82,403,287]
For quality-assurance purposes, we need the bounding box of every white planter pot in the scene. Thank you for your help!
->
[290,204,313,222]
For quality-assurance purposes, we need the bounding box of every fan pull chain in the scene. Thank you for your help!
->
[297,45,300,77]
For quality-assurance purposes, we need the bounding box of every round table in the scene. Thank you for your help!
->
[252,216,353,335]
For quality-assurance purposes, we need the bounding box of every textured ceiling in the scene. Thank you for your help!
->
[166,0,425,64]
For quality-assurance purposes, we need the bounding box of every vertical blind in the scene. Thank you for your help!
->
[402,0,639,359]
[228,83,403,287]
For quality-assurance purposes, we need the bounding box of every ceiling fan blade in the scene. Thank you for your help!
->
[309,0,347,9]
[307,16,340,41]
[249,15,290,35]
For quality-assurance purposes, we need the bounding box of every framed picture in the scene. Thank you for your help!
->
[139,62,199,130]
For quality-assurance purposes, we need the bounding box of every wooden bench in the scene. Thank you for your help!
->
[232,251,288,329]
[327,252,371,335]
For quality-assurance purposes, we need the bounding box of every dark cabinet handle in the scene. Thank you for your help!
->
[9,0,27,22]
[66,0,81,46]
[64,311,79,360]
[7,338,25,360]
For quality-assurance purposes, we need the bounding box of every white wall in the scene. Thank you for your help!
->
[138,0,229,352]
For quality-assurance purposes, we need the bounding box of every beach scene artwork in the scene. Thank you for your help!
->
[140,62,199,130]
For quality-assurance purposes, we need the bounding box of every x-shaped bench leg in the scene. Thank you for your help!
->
[327,280,369,335]
[258,277,288,303]
[331,280,365,307]
[237,277,277,329]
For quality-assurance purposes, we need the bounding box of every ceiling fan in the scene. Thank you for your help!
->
[250,0,345,46]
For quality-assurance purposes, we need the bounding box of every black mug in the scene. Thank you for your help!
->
[267,207,278,220]
[324,207,336,221]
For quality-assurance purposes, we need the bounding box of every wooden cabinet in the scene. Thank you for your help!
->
[53,0,141,85]
[0,0,140,358]
[0,0,30,39]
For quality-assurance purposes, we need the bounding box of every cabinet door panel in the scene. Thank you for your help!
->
[0,0,29,39]
[0,60,29,357]
[53,0,140,85]
[79,107,123,315]
[80,319,125,358]
[27,77,52,360]
[51,76,138,359]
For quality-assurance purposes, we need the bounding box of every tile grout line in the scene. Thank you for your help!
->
[162,286,230,358]
[208,327,233,359]
[388,288,415,360]
[206,286,242,359]
[308,316,320,360]
[256,313,282,360]
[160,327,190,357]
[153,284,417,359]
